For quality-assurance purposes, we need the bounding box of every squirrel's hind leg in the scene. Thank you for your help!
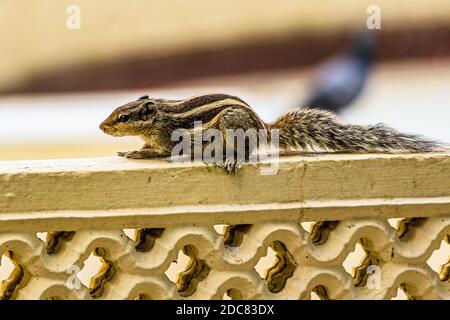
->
[205,108,263,175]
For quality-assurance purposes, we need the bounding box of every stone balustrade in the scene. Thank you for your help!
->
[0,154,449,299]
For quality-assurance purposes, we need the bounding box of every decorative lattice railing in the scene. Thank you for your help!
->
[0,154,449,300]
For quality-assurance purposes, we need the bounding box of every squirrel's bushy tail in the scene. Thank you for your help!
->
[268,108,443,153]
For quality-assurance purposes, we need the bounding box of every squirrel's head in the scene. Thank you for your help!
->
[99,95,160,136]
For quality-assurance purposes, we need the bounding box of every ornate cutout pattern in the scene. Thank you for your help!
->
[0,217,448,299]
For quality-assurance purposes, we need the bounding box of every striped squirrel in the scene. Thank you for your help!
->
[100,93,443,173]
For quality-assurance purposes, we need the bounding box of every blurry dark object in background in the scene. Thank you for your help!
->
[303,32,376,113]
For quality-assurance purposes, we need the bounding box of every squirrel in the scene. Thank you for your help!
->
[100,93,443,173]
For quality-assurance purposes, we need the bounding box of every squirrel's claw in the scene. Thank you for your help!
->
[213,159,241,175]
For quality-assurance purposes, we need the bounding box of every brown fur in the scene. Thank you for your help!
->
[100,94,443,167]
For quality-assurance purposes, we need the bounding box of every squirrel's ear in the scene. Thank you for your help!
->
[139,101,156,121]
[138,95,149,100]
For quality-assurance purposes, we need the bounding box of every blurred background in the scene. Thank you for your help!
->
[0,0,449,160]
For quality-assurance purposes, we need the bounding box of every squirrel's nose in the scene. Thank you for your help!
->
[99,122,107,132]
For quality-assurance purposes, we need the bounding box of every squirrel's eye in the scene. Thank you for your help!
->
[118,115,130,122]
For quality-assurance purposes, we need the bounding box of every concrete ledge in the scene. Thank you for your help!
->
[1,153,450,231]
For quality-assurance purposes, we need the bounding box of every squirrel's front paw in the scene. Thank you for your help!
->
[117,150,147,159]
